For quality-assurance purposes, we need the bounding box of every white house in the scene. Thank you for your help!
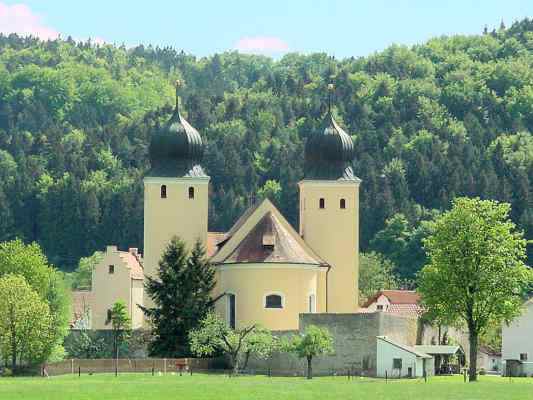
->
[477,346,502,374]
[362,290,422,317]
[376,336,434,378]
[502,299,533,376]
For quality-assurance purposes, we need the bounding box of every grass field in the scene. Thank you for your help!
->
[1,373,532,400]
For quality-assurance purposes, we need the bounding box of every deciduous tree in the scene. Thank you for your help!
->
[418,197,532,382]
[0,275,54,371]
[285,325,334,379]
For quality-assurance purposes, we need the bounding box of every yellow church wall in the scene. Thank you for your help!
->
[130,279,144,329]
[213,264,321,331]
[298,180,360,313]
[143,176,209,311]
[92,246,142,329]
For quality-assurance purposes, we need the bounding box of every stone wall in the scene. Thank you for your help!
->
[247,312,419,376]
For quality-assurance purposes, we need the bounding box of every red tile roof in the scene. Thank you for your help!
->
[207,232,226,258]
[118,250,144,280]
[362,290,423,317]
[363,290,420,307]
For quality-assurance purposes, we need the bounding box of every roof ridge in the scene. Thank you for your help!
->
[216,202,326,266]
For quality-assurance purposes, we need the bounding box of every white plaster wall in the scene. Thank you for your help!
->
[376,338,430,378]
[366,295,391,312]
[502,301,533,369]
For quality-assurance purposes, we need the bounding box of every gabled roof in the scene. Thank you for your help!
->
[414,345,463,356]
[363,290,421,307]
[478,345,501,357]
[377,336,432,359]
[211,198,327,267]
[118,250,144,280]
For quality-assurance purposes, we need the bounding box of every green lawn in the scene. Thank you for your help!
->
[1,373,532,400]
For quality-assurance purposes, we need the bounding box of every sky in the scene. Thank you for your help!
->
[1,0,533,59]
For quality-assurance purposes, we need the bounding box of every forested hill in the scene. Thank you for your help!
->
[0,20,532,275]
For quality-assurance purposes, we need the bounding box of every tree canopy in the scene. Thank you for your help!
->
[285,325,334,379]
[0,240,70,366]
[418,197,532,382]
[0,274,54,371]
[0,20,532,275]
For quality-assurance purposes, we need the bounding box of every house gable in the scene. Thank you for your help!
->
[211,198,326,267]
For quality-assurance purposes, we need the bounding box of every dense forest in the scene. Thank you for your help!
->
[0,20,531,278]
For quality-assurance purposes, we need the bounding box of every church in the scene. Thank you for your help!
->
[143,83,361,331]
[75,83,361,332]
[71,85,461,377]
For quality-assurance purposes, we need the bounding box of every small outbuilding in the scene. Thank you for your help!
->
[414,345,465,374]
[376,336,434,378]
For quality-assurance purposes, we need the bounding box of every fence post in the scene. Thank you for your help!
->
[164,358,167,374]
[71,359,74,375]
[385,370,388,383]
[78,366,81,377]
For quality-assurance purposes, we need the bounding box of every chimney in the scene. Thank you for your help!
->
[129,248,138,256]
[106,245,118,254]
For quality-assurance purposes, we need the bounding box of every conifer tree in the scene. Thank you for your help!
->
[141,236,216,357]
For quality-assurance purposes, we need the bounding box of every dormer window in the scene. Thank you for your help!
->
[340,198,346,209]
[262,232,275,250]
[108,265,115,274]
[377,304,384,311]
[188,186,194,199]
[319,198,325,209]
[160,185,167,199]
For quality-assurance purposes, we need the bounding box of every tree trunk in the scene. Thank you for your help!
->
[114,333,118,376]
[306,356,312,380]
[11,349,16,373]
[468,330,478,382]
[242,350,251,371]
[231,354,239,376]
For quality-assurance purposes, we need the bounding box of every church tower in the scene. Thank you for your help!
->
[298,85,361,313]
[143,81,209,307]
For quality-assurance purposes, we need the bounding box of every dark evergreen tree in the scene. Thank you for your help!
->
[141,237,217,357]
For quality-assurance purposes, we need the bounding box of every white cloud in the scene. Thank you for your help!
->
[235,36,289,55]
[0,2,59,40]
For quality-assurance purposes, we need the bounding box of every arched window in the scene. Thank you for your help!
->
[308,295,315,313]
[319,198,325,209]
[160,185,167,199]
[308,294,316,313]
[188,186,195,199]
[227,293,236,329]
[340,198,346,209]
[265,294,283,309]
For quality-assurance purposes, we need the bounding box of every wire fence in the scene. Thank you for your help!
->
[42,358,210,377]
[42,359,436,382]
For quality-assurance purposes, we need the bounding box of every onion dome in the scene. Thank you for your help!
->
[148,81,207,177]
[304,84,357,181]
